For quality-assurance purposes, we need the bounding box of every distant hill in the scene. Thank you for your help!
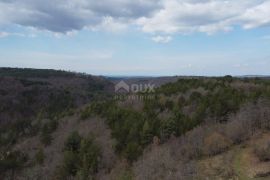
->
[109,76,184,87]
[0,68,113,126]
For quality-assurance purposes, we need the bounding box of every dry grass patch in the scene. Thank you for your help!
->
[203,132,233,156]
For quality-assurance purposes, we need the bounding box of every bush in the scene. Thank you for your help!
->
[254,138,270,162]
[203,132,232,156]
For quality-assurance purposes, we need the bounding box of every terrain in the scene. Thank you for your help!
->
[1,68,270,180]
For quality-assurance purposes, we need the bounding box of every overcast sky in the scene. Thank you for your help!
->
[0,0,270,76]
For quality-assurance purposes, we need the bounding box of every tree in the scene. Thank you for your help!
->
[79,136,101,177]
[177,96,186,108]
[62,151,79,176]
[64,131,82,152]
[164,100,174,110]
[57,133,101,179]
[35,148,45,165]
[223,75,233,83]
[141,120,153,145]
[124,142,142,162]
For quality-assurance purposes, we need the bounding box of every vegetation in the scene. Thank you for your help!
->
[203,132,233,156]
[39,119,58,146]
[56,131,101,179]
[0,150,28,174]
[0,67,82,78]
[35,148,45,165]
[1,68,270,179]
[254,138,270,162]
[79,77,270,163]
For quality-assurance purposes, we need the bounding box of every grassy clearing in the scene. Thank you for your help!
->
[233,147,252,180]
[233,144,270,180]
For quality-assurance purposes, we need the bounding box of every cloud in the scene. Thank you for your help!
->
[0,31,9,38]
[0,31,28,38]
[0,0,270,35]
[0,0,160,33]
[90,16,128,33]
[238,1,270,29]
[137,0,262,34]
[151,35,172,43]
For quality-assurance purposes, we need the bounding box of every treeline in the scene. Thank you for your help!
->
[0,68,84,78]
[80,77,270,162]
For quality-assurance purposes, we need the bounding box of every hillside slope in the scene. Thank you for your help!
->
[1,70,270,179]
[0,68,113,125]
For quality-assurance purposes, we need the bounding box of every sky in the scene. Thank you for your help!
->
[0,0,270,76]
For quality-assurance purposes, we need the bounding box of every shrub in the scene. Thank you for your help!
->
[203,132,232,156]
[254,138,270,162]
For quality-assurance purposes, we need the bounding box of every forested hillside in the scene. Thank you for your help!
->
[1,69,270,179]
[0,68,113,124]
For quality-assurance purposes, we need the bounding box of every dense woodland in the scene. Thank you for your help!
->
[1,68,270,179]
